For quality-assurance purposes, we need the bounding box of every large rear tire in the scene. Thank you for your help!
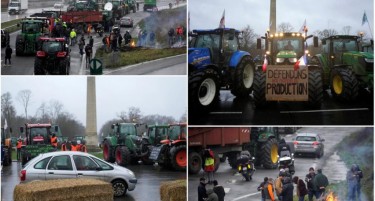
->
[308,70,323,107]
[231,56,255,97]
[103,140,115,163]
[227,152,240,169]
[253,70,267,107]
[115,146,131,166]
[34,58,45,75]
[189,69,220,114]
[59,58,69,75]
[259,138,279,169]
[170,145,186,171]
[188,151,202,174]
[16,41,24,56]
[330,68,359,102]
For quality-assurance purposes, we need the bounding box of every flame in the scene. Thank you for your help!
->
[325,192,338,201]
[131,40,135,47]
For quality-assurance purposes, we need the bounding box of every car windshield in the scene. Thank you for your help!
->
[296,136,317,141]
[42,41,62,53]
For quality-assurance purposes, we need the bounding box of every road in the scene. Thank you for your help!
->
[1,159,186,201]
[188,127,368,201]
[188,89,373,125]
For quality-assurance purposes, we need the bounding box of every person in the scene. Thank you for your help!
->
[264,178,276,201]
[206,188,219,201]
[213,180,225,201]
[278,138,291,156]
[137,30,142,46]
[347,164,362,201]
[4,45,12,66]
[354,164,363,201]
[85,44,92,68]
[16,138,22,160]
[105,35,111,51]
[87,23,92,36]
[293,176,308,201]
[78,36,85,56]
[198,178,207,201]
[89,36,94,47]
[124,31,132,45]
[111,32,117,51]
[204,149,215,184]
[257,177,268,201]
[275,171,284,201]
[313,168,329,199]
[50,133,58,148]
[280,177,294,201]
[70,141,78,151]
[305,167,317,201]
[70,29,77,46]
[168,27,175,47]
[284,40,294,51]
[176,25,183,43]
[118,33,123,48]
[102,35,107,49]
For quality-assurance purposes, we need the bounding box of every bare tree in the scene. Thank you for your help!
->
[315,29,338,40]
[277,22,294,32]
[241,25,259,52]
[2,92,17,128]
[128,107,142,123]
[117,111,128,122]
[342,26,352,35]
[48,100,64,122]
[179,111,187,123]
[17,90,32,120]
[35,102,50,122]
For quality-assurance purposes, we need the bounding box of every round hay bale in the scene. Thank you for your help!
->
[160,180,186,201]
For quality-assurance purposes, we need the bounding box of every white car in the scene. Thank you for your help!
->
[54,2,64,9]
[19,151,137,197]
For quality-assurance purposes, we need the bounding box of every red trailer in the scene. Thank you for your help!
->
[61,11,103,24]
[188,127,251,174]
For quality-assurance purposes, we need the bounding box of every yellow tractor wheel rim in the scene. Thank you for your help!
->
[271,144,278,164]
[333,75,343,95]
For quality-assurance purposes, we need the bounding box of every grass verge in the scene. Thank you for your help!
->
[2,19,22,33]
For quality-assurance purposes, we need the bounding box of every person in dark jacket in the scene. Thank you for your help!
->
[206,188,219,201]
[4,45,12,66]
[305,167,317,201]
[89,36,94,47]
[257,177,268,201]
[280,177,294,201]
[347,164,362,201]
[118,34,123,48]
[124,31,132,45]
[354,164,363,201]
[293,176,308,201]
[278,138,291,156]
[263,178,275,201]
[198,178,207,201]
[313,168,329,199]
[213,180,225,201]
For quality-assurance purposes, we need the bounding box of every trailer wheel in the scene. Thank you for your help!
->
[188,152,202,174]
[170,145,186,171]
[253,70,267,107]
[330,68,359,102]
[259,138,278,169]
[308,69,323,107]
[103,140,115,163]
[231,56,254,97]
[115,146,131,166]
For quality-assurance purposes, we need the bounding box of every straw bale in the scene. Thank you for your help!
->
[14,178,113,201]
[160,180,186,201]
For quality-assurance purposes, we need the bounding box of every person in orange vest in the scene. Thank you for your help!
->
[70,141,78,151]
[16,138,22,161]
[50,133,58,149]
[176,25,183,43]
[87,23,92,37]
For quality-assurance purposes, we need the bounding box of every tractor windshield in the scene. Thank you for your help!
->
[194,33,220,50]
[23,22,42,34]
[332,39,358,53]
[119,124,137,136]
[29,127,50,144]
[42,41,62,53]
[274,38,302,53]
[168,125,186,140]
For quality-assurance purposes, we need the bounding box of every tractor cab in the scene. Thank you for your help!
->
[19,20,44,34]
[168,123,186,141]
[321,35,361,66]
[20,123,59,145]
[146,125,169,145]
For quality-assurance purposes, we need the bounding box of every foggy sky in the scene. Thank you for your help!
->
[1,76,187,133]
[189,0,374,38]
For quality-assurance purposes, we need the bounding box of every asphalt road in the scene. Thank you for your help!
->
[1,159,186,201]
[188,127,369,201]
[189,89,374,125]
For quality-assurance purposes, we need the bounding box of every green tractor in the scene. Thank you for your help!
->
[1,127,13,166]
[140,125,169,164]
[124,0,137,14]
[311,35,374,101]
[102,123,150,166]
[149,123,187,171]
[244,127,280,169]
[16,19,47,56]
[19,123,60,166]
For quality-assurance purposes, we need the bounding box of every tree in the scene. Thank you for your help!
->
[179,111,187,123]
[117,111,128,122]
[278,22,294,32]
[128,107,142,123]
[17,90,32,120]
[1,92,17,129]
[35,102,50,122]
[48,100,64,122]
[315,29,338,40]
[241,25,259,52]
[342,26,352,35]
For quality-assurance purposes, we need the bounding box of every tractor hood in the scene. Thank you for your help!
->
[276,50,297,58]
[344,51,374,60]
[188,48,211,70]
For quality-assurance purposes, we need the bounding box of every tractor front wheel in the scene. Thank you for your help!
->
[308,70,323,107]
[259,138,279,169]
[188,152,202,174]
[103,140,115,163]
[253,70,267,108]
[330,68,359,102]
[59,58,69,75]
[170,145,186,171]
[231,56,255,97]
[115,146,131,166]
[16,42,24,56]
[34,58,45,75]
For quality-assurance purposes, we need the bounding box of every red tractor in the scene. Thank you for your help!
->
[34,37,71,75]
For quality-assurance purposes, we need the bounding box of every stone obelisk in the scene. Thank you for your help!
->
[85,76,99,151]
[270,0,276,34]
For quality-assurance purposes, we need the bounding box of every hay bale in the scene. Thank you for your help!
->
[14,178,113,201]
[160,180,186,201]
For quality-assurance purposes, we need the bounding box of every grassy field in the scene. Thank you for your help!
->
[2,19,22,33]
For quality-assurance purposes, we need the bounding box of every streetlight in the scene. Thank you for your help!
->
[359,32,364,42]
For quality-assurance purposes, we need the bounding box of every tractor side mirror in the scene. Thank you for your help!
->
[257,38,261,49]
[313,36,319,47]
[20,127,24,133]
[54,126,58,132]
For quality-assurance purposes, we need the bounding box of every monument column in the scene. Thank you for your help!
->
[86,76,99,151]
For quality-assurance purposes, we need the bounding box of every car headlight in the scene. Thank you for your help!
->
[289,58,297,63]
[276,58,284,63]
[365,58,373,63]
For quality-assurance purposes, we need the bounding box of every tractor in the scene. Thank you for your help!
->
[34,37,71,75]
[149,123,186,171]
[15,19,48,56]
[1,128,13,166]
[19,123,61,166]
[102,123,150,166]
[124,0,137,14]
[254,31,322,107]
[140,125,169,164]
[188,28,255,113]
[311,35,374,101]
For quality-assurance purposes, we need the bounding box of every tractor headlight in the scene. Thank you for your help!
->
[289,58,297,63]
[276,58,284,63]
[365,58,374,63]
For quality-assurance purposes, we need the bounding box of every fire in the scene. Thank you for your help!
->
[131,40,135,47]
[325,191,338,201]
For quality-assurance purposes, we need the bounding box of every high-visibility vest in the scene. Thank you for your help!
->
[71,144,78,151]
[204,157,215,172]
[51,137,58,147]
[17,141,22,149]
[61,144,66,151]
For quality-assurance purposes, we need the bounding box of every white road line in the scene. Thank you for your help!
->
[280,108,369,114]
[210,112,243,114]
[231,192,260,201]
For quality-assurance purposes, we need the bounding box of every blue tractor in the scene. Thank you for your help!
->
[188,28,255,113]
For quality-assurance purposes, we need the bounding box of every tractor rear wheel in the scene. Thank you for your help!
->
[170,145,186,171]
[308,70,323,107]
[103,140,115,163]
[227,152,239,169]
[115,146,131,166]
[59,58,69,75]
[34,58,45,75]
[330,68,359,102]
[259,138,279,169]
[188,152,202,174]
[189,69,220,114]
[253,70,267,107]
[16,42,23,56]
[231,56,255,97]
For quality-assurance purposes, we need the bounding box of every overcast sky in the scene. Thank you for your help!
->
[189,0,374,38]
[1,76,186,133]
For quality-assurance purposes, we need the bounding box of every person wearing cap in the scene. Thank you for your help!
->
[313,168,329,198]
[263,178,276,201]
[275,171,285,200]
[198,177,208,201]
[280,176,294,201]
[305,167,317,201]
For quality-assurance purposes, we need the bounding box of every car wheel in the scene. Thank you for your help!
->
[112,179,128,197]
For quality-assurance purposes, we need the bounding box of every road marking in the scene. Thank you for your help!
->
[210,112,243,114]
[231,192,260,201]
[280,108,369,114]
